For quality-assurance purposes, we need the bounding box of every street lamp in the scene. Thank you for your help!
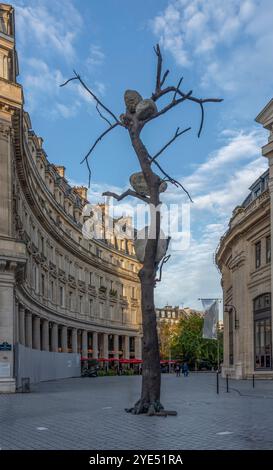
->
[224,304,239,329]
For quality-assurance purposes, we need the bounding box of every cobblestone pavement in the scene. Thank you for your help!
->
[0,373,273,450]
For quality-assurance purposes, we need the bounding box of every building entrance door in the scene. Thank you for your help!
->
[254,294,272,370]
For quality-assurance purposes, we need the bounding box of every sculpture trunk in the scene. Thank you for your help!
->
[128,130,163,414]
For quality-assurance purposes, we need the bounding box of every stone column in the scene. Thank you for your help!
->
[42,320,49,351]
[33,316,41,350]
[103,333,109,359]
[19,305,25,345]
[113,334,119,359]
[25,311,32,348]
[135,336,142,360]
[61,326,68,353]
[124,335,130,359]
[72,328,77,353]
[51,323,58,352]
[82,330,88,358]
[92,332,98,359]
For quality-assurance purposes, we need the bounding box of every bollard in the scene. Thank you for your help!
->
[253,374,255,388]
[226,374,229,393]
[216,371,219,394]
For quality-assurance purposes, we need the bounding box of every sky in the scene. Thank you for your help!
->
[12,0,273,311]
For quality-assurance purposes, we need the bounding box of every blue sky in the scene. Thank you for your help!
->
[13,0,273,310]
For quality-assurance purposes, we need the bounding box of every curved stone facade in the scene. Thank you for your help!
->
[0,4,142,392]
[216,169,271,379]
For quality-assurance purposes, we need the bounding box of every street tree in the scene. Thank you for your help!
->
[61,45,222,415]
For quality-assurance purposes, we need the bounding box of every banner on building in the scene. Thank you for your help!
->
[201,299,219,340]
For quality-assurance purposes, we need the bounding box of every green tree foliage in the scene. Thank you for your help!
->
[170,316,223,369]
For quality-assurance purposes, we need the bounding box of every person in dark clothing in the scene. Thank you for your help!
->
[182,362,189,377]
[175,364,180,377]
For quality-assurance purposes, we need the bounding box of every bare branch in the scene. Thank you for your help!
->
[145,90,193,124]
[173,77,183,102]
[150,126,191,163]
[102,189,150,204]
[155,254,171,284]
[96,103,112,127]
[151,85,223,136]
[149,158,193,203]
[160,69,169,88]
[80,122,121,165]
[198,102,204,138]
[86,158,92,188]
[60,70,120,124]
[154,44,169,93]
[154,44,162,93]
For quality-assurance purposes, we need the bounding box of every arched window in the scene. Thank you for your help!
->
[253,294,272,370]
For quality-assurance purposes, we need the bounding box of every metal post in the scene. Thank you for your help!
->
[216,371,219,394]
[226,374,229,393]
[253,374,255,388]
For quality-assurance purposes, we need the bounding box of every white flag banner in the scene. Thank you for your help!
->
[201,299,219,340]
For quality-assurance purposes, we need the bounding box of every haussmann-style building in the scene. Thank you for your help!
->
[0,4,142,393]
[216,97,273,379]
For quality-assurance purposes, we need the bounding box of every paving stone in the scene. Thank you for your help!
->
[0,373,273,449]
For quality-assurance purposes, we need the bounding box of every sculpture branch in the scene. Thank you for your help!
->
[145,90,193,125]
[149,44,222,136]
[79,122,121,187]
[102,189,150,204]
[60,70,120,124]
[173,77,183,102]
[150,126,191,163]
[80,122,121,165]
[96,103,112,127]
[154,43,169,93]
[151,84,223,137]
[149,158,193,203]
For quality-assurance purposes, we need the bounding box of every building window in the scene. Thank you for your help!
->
[99,302,104,319]
[59,286,65,307]
[89,298,93,314]
[228,309,234,366]
[50,280,54,301]
[254,294,272,370]
[68,291,73,310]
[34,264,39,293]
[89,272,93,285]
[79,296,83,313]
[96,247,102,258]
[41,273,45,297]
[131,309,136,324]
[255,241,261,269]
[266,236,271,264]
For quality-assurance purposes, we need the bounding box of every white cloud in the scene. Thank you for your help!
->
[183,129,265,193]
[156,127,268,308]
[14,0,83,61]
[86,45,105,68]
[151,0,273,101]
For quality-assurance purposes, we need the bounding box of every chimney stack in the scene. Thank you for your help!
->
[54,166,66,178]
[73,186,88,200]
